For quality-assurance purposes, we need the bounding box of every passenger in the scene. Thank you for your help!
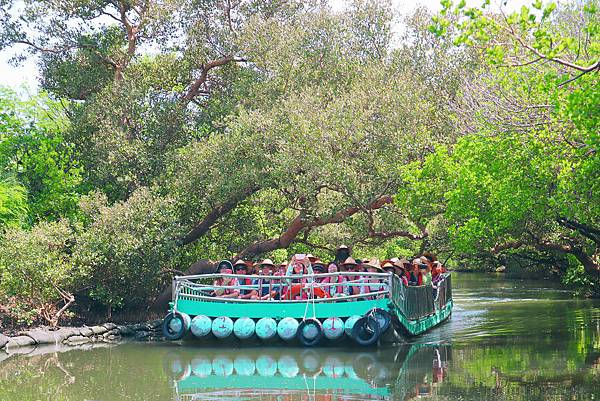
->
[334,245,351,264]
[283,254,310,300]
[394,258,410,286]
[321,262,349,297]
[307,254,318,264]
[278,261,288,275]
[421,262,432,286]
[234,260,258,300]
[363,259,385,297]
[432,261,445,285]
[212,260,240,298]
[382,261,395,275]
[255,259,278,300]
[409,259,422,286]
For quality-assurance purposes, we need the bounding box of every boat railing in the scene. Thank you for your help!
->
[172,272,393,305]
[391,273,452,320]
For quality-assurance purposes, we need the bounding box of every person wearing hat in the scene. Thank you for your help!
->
[212,260,240,298]
[360,258,386,297]
[408,258,422,286]
[393,258,410,286]
[334,245,351,264]
[254,259,278,300]
[234,260,258,299]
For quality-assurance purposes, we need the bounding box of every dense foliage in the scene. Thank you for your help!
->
[0,0,597,326]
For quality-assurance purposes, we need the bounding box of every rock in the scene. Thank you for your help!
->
[80,327,94,337]
[148,319,163,329]
[66,335,91,344]
[117,325,135,337]
[54,327,81,340]
[131,323,148,331]
[0,333,9,349]
[90,326,108,335]
[134,331,151,340]
[103,323,117,330]
[496,265,507,273]
[5,335,36,349]
[24,329,59,345]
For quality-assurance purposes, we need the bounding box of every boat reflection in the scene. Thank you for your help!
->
[165,344,451,400]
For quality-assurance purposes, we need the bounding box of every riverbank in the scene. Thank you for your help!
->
[0,320,165,354]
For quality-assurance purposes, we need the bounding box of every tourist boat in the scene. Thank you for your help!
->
[162,268,452,346]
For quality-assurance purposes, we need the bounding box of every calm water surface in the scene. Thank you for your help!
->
[1,273,599,400]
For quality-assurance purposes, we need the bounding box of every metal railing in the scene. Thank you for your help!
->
[172,272,392,305]
[391,273,452,320]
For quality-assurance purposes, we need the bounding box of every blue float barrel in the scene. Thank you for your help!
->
[322,317,345,340]
[344,315,361,336]
[278,355,299,378]
[255,354,277,376]
[190,315,212,338]
[255,317,277,340]
[323,356,345,378]
[277,317,299,341]
[234,356,256,376]
[212,356,234,376]
[191,357,213,377]
[233,317,255,340]
[212,316,234,339]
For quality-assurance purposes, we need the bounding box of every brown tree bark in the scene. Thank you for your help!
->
[236,195,394,259]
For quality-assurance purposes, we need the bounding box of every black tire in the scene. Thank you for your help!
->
[370,308,392,333]
[351,316,380,346]
[297,318,323,347]
[163,312,190,340]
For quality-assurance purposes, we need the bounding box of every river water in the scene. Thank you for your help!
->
[1,273,599,400]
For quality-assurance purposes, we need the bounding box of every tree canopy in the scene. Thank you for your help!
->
[0,0,598,326]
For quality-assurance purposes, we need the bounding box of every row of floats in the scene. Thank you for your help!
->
[163,308,392,346]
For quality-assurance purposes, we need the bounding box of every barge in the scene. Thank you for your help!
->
[162,264,452,346]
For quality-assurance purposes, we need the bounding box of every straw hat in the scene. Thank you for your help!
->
[395,258,410,268]
[312,258,325,267]
[233,259,247,267]
[260,259,275,267]
[382,262,395,270]
[279,261,288,267]
[306,254,318,263]
[363,258,383,271]
[341,257,357,266]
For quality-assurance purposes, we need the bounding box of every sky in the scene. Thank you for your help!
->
[0,0,531,93]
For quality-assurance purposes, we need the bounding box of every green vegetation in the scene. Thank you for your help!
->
[0,0,597,326]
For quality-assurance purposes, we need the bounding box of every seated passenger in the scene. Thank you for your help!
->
[254,259,278,300]
[408,259,422,286]
[234,260,258,299]
[421,262,432,286]
[321,262,349,297]
[382,261,395,275]
[393,258,410,286]
[365,259,385,293]
[212,260,240,298]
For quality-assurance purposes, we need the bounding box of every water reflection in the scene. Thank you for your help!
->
[166,344,450,400]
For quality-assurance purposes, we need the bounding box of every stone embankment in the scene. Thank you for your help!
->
[0,320,164,353]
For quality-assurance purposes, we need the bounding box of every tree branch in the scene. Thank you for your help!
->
[181,56,247,105]
[236,195,393,259]
[179,186,260,246]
